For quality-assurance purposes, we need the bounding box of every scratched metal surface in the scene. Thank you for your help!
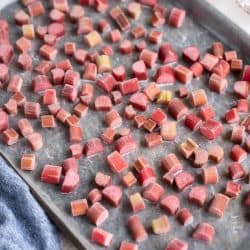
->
[0,0,249,249]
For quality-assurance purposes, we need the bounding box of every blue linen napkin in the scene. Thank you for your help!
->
[0,155,61,250]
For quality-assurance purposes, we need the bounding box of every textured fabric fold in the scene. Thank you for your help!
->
[0,156,61,250]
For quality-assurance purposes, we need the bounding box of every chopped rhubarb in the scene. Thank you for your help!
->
[143,182,164,202]
[71,199,88,216]
[21,153,35,171]
[87,202,108,226]
[152,215,171,234]
[177,208,193,225]
[192,223,215,244]
[208,193,230,217]
[175,171,194,192]
[102,185,122,207]
[160,195,180,215]
[199,119,223,140]
[41,164,62,184]
[84,138,104,157]
[188,185,207,206]
[91,227,113,247]
[127,215,148,242]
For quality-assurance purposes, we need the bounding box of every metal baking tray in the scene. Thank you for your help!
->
[0,0,250,249]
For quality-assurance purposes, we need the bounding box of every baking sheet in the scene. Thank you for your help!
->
[0,0,250,249]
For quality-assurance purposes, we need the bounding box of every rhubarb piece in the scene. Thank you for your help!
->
[15,10,30,25]
[22,24,35,39]
[165,239,188,250]
[182,45,200,62]
[17,53,32,71]
[112,65,126,81]
[97,74,116,93]
[105,109,122,128]
[73,49,87,65]
[98,18,110,33]
[96,55,112,73]
[36,25,47,38]
[119,241,138,250]
[109,29,122,43]
[132,60,147,80]
[115,135,137,154]
[17,118,33,137]
[16,36,31,53]
[119,40,133,54]
[175,171,194,192]
[2,128,19,145]
[140,49,157,68]
[41,115,56,128]
[225,108,240,124]
[88,188,102,204]
[143,182,164,202]
[230,145,247,162]
[189,89,208,107]
[190,62,204,78]
[109,6,130,31]
[61,84,77,102]
[69,126,83,143]
[51,68,64,85]
[84,138,104,157]
[160,195,180,215]
[64,70,80,86]
[119,78,139,95]
[194,148,208,167]
[84,30,102,48]
[134,115,146,128]
[69,4,84,21]
[4,99,18,116]
[155,65,175,84]
[202,166,219,184]
[162,153,182,172]
[47,22,65,37]
[209,193,230,217]
[24,102,40,119]
[158,43,178,64]
[192,223,215,244]
[77,17,93,34]
[233,81,249,99]
[168,98,188,120]
[225,182,241,198]
[208,144,224,163]
[231,125,245,144]
[209,73,228,93]
[188,186,207,206]
[138,167,156,187]
[212,42,224,58]
[127,2,141,19]
[27,1,45,17]
[199,119,223,140]
[145,133,163,148]
[102,185,122,207]
[231,58,243,72]
[20,154,35,171]
[143,82,160,101]
[135,41,147,52]
[95,172,111,188]
[91,228,113,247]
[11,92,26,107]
[56,59,72,71]
[160,121,176,141]
[184,113,202,131]
[224,50,237,61]
[150,108,167,125]
[168,7,186,28]
[199,105,215,121]
[111,91,122,105]
[179,138,198,159]
[101,127,115,144]
[127,215,148,242]
[27,132,43,151]
[43,89,57,105]
[148,30,162,44]
[129,192,145,212]
[133,157,149,173]
[130,25,146,39]
[66,115,80,127]
[7,75,23,93]
[200,53,219,71]
[61,169,79,193]
[178,86,188,98]
[152,215,171,234]
[63,157,78,173]
[80,83,94,104]
[177,208,193,225]
[228,162,245,179]
[122,172,137,187]
[143,119,157,132]
[33,75,52,93]
[69,144,83,159]
[151,10,165,27]
[0,63,8,82]
[39,44,57,60]
[56,108,70,123]
[107,151,128,173]
[73,103,88,118]
[175,64,193,84]
[41,164,62,184]
[157,90,173,104]
[94,95,112,111]
[162,171,177,185]
[71,199,88,216]
[87,202,108,226]
[237,99,248,113]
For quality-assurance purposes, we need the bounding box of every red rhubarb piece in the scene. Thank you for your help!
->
[97,74,116,93]
[112,65,126,81]
[84,138,104,157]
[2,128,19,145]
[208,193,230,217]
[194,148,208,166]
[160,195,180,215]
[71,199,88,216]
[127,215,148,242]
[132,60,147,80]
[61,169,79,193]
[200,53,219,71]
[158,43,178,64]
[199,119,223,140]
[87,202,108,226]
[230,145,247,162]
[102,185,122,207]
[184,113,202,131]
[91,227,113,247]
[88,188,102,204]
[145,133,163,148]
[175,171,194,192]
[225,181,241,198]
[212,59,230,78]
[190,62,204,78]
[188,186,207,206]
[177,208,193,225]
[95,172,111,188]
[168,7,186,28]
[228,162,246,179]
[162,153,182,172]
[107,151,128,173]
[140,49,157,68]
[168,98,188,120]
[143,182,164,202]
[199,105,215,121]
[95,95,112,111]
[115,135,137,154]
[155,66,175,85]
[17,118,33,137]
[192,223,215,244]
[165,239,188,250]
[41,164,62,184]
[119,241,138,250]
[119,78,139,95]
[138,167,156,187]
[182,45,200,62]
[63,157,78,173]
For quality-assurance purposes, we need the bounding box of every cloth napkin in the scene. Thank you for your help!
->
[0,155,61,250]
